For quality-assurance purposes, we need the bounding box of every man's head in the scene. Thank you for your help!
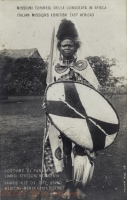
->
[58,38,79,59]
[56,19,80,59]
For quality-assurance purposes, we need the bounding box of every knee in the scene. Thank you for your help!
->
[61,135,72,155]
[74,145,85,156]
[63,145,72,156]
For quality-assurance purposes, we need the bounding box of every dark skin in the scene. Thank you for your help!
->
[59,39,77,60]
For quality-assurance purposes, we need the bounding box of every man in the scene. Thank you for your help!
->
[43,19,99,199]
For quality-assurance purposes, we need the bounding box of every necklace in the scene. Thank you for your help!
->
[61,57,77,67]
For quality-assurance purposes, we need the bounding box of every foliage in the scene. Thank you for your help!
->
[0,56,47,96]
[86,56,111,86]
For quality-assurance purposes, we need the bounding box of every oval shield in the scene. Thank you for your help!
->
[45,81,120,151]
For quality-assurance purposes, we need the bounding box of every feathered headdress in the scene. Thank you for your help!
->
[56,19,79,42]
[56,19,80,50]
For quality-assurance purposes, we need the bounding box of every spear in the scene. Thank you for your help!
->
[40,27,55,191]
[46,27,55,85]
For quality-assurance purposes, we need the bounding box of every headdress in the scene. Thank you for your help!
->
[56,19,80,49]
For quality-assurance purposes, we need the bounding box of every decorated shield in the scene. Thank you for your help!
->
[45,81,120,151]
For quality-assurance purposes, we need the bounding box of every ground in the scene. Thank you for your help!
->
[0,94,127,200]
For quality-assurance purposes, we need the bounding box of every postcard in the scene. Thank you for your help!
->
[0,0,126,200]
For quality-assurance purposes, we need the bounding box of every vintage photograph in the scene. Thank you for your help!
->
[0,0,127,200]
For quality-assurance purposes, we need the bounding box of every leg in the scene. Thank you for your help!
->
[61,135,73,199]
[62,135,72,181]
[74,145,86,199]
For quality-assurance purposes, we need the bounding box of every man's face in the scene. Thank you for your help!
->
[59,39,77,59]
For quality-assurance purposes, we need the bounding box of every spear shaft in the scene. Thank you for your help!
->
[40,27,55,190]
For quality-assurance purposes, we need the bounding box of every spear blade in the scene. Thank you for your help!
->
[46,27,55,85]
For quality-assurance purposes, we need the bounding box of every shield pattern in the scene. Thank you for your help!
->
[45,81,119,151]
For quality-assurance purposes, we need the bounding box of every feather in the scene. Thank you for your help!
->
[56,19,79,41]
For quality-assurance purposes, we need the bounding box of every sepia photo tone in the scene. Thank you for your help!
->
[0,0,127,200]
